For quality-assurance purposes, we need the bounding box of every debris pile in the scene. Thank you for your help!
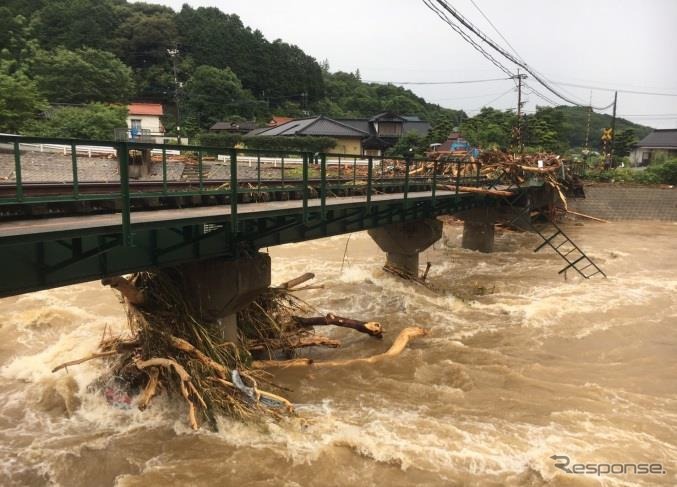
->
[52,271,428,429]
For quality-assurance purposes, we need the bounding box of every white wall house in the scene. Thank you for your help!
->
[126,103,164,139]
[630,129,677,166]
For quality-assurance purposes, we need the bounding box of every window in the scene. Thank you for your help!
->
[377,121,402,137]
[641,151,651,165]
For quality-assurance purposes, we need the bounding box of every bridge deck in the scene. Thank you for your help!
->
[0,189,472,239]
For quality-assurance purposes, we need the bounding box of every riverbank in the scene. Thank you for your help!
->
[568,183,677,221]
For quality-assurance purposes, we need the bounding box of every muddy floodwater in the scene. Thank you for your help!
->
[0,221,675,486]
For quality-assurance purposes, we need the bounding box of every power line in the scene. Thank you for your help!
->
[365,77,511,85]
[523,81,559,107]
[424,0,615,110]
[463,87,516,113]
[617,113,677,117]
[430,89,517,102]
[551,81,677,97]
[468,0,523,61]
[421,0,515,78]
[480,87,516,107]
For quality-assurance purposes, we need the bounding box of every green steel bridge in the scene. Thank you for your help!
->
[0,135,543,298]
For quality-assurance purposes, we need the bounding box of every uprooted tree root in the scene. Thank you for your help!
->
[52,270,428,429]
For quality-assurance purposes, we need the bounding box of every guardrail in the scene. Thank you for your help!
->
[0,135,490,247]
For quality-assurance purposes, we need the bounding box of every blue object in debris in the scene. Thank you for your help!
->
[231,369,288,409]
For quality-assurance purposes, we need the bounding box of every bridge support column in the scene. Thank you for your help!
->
[455,208,497,253]
[368,219,442,278]
[178,252,271,342]
[462,221,495,253]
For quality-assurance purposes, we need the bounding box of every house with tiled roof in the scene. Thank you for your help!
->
[338,112,431,155]
[268,116,294,127]
[249,115,369,154]
[209,120,258,134]
[127,103,164,137]
[249,112,431,155]
[630,129,677,166]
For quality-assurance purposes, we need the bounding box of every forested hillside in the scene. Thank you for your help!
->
[0,0,652,152]
[0,0,462,138]
[461,106,652,156]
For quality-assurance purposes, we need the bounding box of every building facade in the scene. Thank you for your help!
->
[630,129,677,166]
[248,112,431,155]
[127,103,164,137]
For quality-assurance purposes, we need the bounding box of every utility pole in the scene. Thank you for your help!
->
[609,91,618,168]
[584,92,592,153]
[167,48,182,144]
[512,70,528,153]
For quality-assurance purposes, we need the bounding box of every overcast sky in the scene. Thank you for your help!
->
[139,0,677,128]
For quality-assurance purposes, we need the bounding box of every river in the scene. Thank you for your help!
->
[0,220,675,486]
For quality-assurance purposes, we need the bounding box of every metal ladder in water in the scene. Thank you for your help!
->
[508,207,607,279]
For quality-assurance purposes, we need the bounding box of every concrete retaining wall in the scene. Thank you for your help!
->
[568,185,677,221]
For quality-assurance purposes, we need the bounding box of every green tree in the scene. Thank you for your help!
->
[31,0,123,51]
[385,132,426,157]
[525,117,560,152]
[175,6,324,108]
[182,65,256,130]
[426,111,466,145]
[612,128,637,157]
[25,103,127,139]
[460,107,513,148]
[276,101,306,118]
[0,12,39,73]
[113,7,178,71]
[384,95,423,115]
[30,47,134,104]
[0,70,46,133]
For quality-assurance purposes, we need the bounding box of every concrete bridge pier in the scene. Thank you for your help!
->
[368,219,443,278]
[462,221,495,253]
[178,252,271,342]
[457,208,497,253]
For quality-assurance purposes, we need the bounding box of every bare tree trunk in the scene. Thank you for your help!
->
[293,314,383,338]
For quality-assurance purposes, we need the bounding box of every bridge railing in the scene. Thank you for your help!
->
[1,135,489,245]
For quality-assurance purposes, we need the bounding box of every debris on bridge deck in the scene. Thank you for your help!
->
[51,271,428,429]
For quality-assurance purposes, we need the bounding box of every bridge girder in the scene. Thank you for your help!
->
[0,193,498,298]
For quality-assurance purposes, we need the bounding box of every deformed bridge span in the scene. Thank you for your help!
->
[0,135,554,333]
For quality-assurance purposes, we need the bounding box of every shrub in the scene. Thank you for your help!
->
[197,132,337,153]
[198,132,243,148]
[646,158,677,185]
[25,103,127,140]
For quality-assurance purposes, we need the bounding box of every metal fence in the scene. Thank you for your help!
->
[1,135,491,247]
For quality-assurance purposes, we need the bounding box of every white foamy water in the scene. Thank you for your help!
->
[0,220,675,486]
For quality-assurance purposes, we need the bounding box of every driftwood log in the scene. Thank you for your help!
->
[247,334,340,352]
[138,367,160,411]
[52,270,431,428]
[101,276,145,304]
[252,326,428,369]
[293,313,383,338]
[558,208,609,223]
[437,185,514,197]
[51,351,120,373]
[278,273,315,289]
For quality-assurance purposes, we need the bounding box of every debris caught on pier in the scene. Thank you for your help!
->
[51,271,428,429]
